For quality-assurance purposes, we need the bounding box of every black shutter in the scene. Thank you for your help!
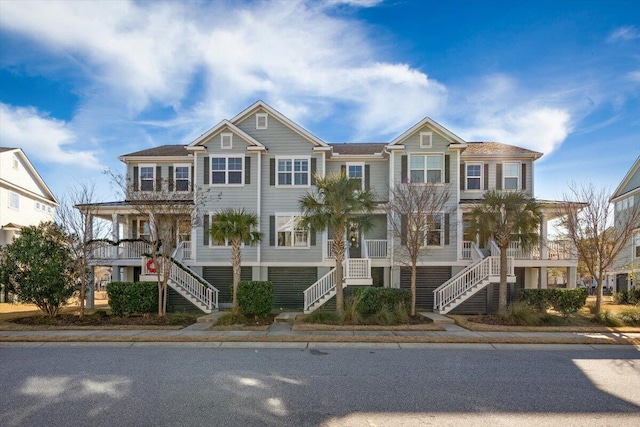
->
[484,163,489,190]
[270,216,275,246]
[365,164,370,191]
[203,157,209,185]
[311,157,317,185]
[270,159,275,186]
[444,213,450,245]
[245,157,251,185]
[156,166,161,191]
[401,214,407,245]
[401,155,408,183]
[522,163,527,190]
[460,163,465,191]
[191,166,194,190]
[203,214,209,246]
[133,167,139,191]
[496,164,502,190]
[444,155,450,183]
[168,166,174,191]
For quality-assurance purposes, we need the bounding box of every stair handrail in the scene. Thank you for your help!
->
[489,239,501,256]
[433,256,496,312]
[303,268,337,312]
[168,258,219,310]
[470,242,485,261]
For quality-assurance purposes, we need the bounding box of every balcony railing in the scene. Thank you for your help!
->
[87,239,190,261]
[507,240,576,260]
[326,239,389,259]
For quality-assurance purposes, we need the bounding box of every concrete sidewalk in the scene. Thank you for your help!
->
[1,314,639,347]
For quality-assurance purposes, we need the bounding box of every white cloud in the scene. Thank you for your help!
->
[607,25,640,42]
[0,103,102,168]
[322,0,384,7]
[627,71,640,82]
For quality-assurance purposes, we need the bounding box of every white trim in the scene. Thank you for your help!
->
[408,153,445,184]
[420,131,433,148]
[139,164,156,192]
[388,117,467,147]
[186,120,265,149]
[465,162,483,191]
[345,162,365,190]
[221,133,233,149]
[502,161,521,191]
[275,156,311,187]
[209,155,244,186]
[256,113,268,130]
[0,148,58,205]
[173,163,191,192]
[611,156,640,200]
[275,213,310,249]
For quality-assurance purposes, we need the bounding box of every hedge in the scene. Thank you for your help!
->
[107,282,158,317]
[519,288,588,317]
[237,281,274,318]
[352,287,411,317]
[612,288,640,305]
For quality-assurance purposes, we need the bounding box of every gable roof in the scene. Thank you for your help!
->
[463,142,543,159]
[611,155,640,201]
[0,147,58,205]
[387,117,467,148]
[230,101,329,148]
[121,145,190,157]
[186,120,265,151]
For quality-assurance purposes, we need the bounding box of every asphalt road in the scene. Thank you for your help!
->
[1,344,639,426]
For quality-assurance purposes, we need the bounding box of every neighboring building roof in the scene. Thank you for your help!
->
[0,147,18,153]
[329,143,387,156]
[463,142,543,158]
[610,156,640,201]
[0,147,58,205]
[120,145,190,158]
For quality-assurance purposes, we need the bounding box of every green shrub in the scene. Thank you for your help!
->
[613,291,629,304]
[629,288,640,304]
[341,295,364,324]
[506,301,546,326]
[592,310,623,327]
[352,287,411,317]
[302,310,340,324]
[215,311,248,325]
[237,281,274,318]
[366,306,396,325]
[107,282,157,317]
[518,289,549,311]
[518,288,587,317]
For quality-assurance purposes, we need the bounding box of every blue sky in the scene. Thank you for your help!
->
[1,0,638,202]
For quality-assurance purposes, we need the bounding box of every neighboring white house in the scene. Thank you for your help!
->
[0,147,58,245]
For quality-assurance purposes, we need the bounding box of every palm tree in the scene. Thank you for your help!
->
[468,190,542,315]
[209,208,262,312]
[299,173,376,315]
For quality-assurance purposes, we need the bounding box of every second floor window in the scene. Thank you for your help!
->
[140,166,154,191]
[277,215,308,247]
[347,163,364,190]
[175,166,190,191]
[466,163,482,190]
[410,154,442,184]
[212,157,243,185]
[426,213,443,246]
[504,162,520,190]
[635,233,640,259]
[278,158,309,186]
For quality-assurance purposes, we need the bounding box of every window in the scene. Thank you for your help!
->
[9,192,19,209]
[410,154,443,183]
[211,156,243,185]
[256,113,268,129]
[34,201,48,212]
[420,132,432,148]
[140,166,155,191]
[137,219,151,241]
[635,233,640,259]
[346,163,364,190]
[426,214,443,246]
[277,215,308,247]
[174,165,190,191]
[503,162,520,190]
[466,163,482,190]
[277,158,309,186]
[221,133,232,149]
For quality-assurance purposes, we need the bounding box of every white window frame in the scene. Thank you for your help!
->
[634,231,640,259]
[139,165,155,192]
[210,155,244,186]
[9,192,19,210]
[409,153,444,184]
[466,162,483,191]
[174,163,191,192]
[420,131,433,148]
[276,156,310,187]
[256,113,268,130]
[503,162,520,190]
[346,162,365,190]
[221,133,233,149]
[136,219,151,241]
[276,214,309,248]
[409,212,444,248]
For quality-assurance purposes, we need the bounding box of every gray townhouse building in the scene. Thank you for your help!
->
[85,101,579,315]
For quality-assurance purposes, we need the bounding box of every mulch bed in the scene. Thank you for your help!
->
[10,313,198,327]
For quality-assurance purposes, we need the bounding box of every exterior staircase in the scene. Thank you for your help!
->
[433,242,514,314]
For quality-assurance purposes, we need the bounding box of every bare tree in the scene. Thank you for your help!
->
[384,182,451,316]
[560,183,640,313]
[57,180,107,318]
[107,170,210,316]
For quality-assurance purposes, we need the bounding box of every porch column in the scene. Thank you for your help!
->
[540,214,548,260]
[86,266,95,309]
[111,213,119,240]
[111,266,121,282]
[524,268,538,289]
[390,266,401,289]
[539,266,548,289]
[568,267,577,289]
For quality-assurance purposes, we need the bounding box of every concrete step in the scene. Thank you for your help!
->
[419,312,455,324]
[274,312,301,322]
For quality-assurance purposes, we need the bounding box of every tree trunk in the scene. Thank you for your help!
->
[79,260,86,318]
[231,239,242,313]
[595,273,603,314]
[499,244,508,315]
[410,263,417,317]
[333,230,345,316]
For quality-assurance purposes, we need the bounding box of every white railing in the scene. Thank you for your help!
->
[433,256,513,312]
[88,241,117,259]
[304,268,337,312]
[169,260,218,310]
[462,241,473,259]
[507,240,576,260]
[365,240,388,258]
[345,258,371,279]
[121,240,152,258]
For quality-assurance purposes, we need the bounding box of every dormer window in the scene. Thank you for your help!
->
[256,113,268,130]
[420,132,432,148]
[221,133,233,149]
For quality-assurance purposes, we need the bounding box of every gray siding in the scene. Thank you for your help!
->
[459,159,534,200]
